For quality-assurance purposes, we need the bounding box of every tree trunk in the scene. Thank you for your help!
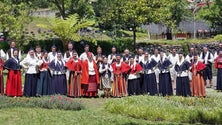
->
[132,24,136,50]
[166,27,172,40]
[53,0,66,19]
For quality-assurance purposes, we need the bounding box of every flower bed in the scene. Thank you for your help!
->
[0,95,84,111]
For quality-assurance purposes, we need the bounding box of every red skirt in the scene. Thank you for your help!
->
[0,73,3,95]
[88,75,97,92]
[6,70,22,96]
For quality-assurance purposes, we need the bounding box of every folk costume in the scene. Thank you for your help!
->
[21,51,39,97]
[191,59,206,97]
[128,60,143,96]
[4,56,22,97]
[48,55,67,95]
[140,57,158,95]
[158,56,173,96]
[111,60,131,97]
[65,57,82,97]
[214,55,222,91]
[81,52,100,97]
[36,52,52,96]
[0,57,4,95]
[174,57,191,97]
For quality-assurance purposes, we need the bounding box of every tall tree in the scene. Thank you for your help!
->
[37,14,95,49]
[98,0,174,49]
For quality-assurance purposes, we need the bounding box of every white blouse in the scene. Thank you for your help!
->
[88,60,95,75]
[21,56,39,74]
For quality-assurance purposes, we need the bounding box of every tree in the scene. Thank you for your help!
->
[37,14,95,49]
[98,0,174,49]
[197,0,222,28]
[0,0,32,47]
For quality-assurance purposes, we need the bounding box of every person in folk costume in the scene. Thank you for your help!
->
[214,50,222,92]
[158,51,173,97]
[48,50,67,95]
[108,46,117,64]
[151,48,161,85]
[127,55,143,96]
[121,49,131,64]
[199,46,214,88]
[20,48,40,97]
[185,47,196,83]
[48,44,57,62]
[94,46,104,90]
[6,40,21,60]
[174,51,191,97]
[99,56,113,98]
[4,49,22,97]
[190,53,206,97]
[65,51,82,97]
[64,42,76,82]
[0,54,4,95]
[135,47,144,63]
[36,49,52,96]
[35,45,42,59]
[111,54,131,97]
[80,44,94,61]
[140,50,158,95]
[214,43,222,60]
[81,52,100,97]
[168,48,179,90]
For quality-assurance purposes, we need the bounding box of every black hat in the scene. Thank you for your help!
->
[29,47,34,51]
[193,53,198,56]
[57,49,62,53]
[43,49,48,53]
[51,44,56,48]
[116,53,121,57]
[129,55,135,59]
[84,44,89,48]
[178,51,183,54]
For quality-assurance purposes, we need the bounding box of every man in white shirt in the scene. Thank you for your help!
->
[48,45,57,62]
[199,46,214,88]
[6,40,21,60]
[151,48,161,84]
[108,46,117,64]
[168,48,179,90]
[64,42,76,62]
[135,47,144,63]
[80,44,94,61]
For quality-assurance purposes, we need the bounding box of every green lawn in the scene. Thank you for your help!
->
[0,89,221,125]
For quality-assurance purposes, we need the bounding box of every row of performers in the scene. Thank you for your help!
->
[1,47,222,98]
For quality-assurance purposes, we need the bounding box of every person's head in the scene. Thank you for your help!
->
[72,51,78,59]
[138,47,143,55]
[13,49,18,58]
[111,46,116,54]
[219,43,222,48]
[178,52,183,59]
[87,52,93,60]
[35,45,41,53]
[194,53,198,61]
[116,54,121,62]
[43,50,48,58]
[219,50,222,57]
[10,41,16,48]
[144,51,149,58]
[103,57,108,64]
[154,48,159,55]
[67,42,73,51]
[29,48,35,57]
[57,51,62,60]
[84,44,89,52]
[172,48,177,55]
[203,46,208,53]
[97,46,102,54]
[190,47,195,53]
[124,49,130,56]
[160,51,165,58]
[129,56,134,64]
[51,45,57,52]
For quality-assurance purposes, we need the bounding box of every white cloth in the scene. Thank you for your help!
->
[48,52,57,62]
[20,56,39,74]
[175,58,189,77]
[88,60,95,75]
[6,48,21,60]
[168,54,179,81]
[108,54,116,64]
[128,63,141,80]
[0,49,6,59]
[151,54,160,62]
[80,52,94,61]
[199,51,214,64]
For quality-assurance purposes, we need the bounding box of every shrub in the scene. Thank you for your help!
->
[0,95,84,111]
[214,34,222,41]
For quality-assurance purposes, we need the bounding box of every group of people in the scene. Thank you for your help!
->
[0,41,222,98]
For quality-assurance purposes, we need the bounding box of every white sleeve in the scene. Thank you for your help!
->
[18,50,21,60]
[209,53,214,63]
[99,65,106,73]
[199,53,204,62]
[20,57,28,68]
[0,50,6,59]
[214,52,218,60]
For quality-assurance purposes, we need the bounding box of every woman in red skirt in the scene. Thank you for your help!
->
[4,49,22,97]
[81,52,100,97]
[0,56,4,95]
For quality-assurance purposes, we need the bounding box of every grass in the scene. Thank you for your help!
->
[0,89,221,124]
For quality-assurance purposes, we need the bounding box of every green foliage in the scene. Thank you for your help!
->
[214,34,222,41]
[105,90,222,124]
[0,95,84,111]
[37,14,95,47]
